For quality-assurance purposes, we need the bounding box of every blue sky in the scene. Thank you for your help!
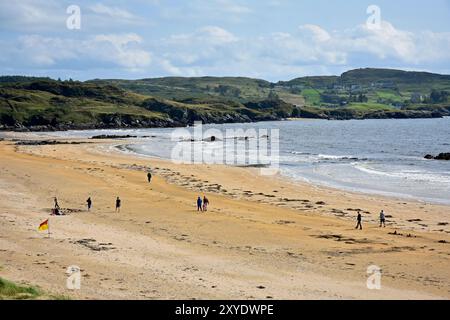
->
[0,0,449,81]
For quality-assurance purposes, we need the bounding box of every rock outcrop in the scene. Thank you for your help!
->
[424,153,450,160]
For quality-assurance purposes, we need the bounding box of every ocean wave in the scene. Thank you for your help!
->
[317,154,362,161]
[289,152,366,162]
[353,163,450,184]
[290,151,314,155]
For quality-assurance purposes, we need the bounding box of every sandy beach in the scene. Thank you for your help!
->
[0,134,449,300]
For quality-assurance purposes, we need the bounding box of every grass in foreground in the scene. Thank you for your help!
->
[0,277,71,300]
[0,277,41,300]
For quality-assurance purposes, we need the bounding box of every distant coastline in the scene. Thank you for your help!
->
[1,68,450,132]
[2,110,450,132]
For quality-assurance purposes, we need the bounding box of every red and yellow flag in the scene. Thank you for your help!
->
[38,219,49,231]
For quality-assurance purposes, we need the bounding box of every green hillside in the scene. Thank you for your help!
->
[341,68,450,89]
[1,68,449,131]
[0,78,298,130]
[278,68,450,111]
[89,77,272,102]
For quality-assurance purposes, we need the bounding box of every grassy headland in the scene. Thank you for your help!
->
[1,68,449,131]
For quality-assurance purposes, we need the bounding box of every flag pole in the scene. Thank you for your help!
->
[48,218,50,238]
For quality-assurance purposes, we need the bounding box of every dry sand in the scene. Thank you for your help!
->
[0,135,449,300]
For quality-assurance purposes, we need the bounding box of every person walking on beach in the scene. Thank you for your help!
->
[52,197,61,215]
[355,212,363,230]
[54,197,60,210]
[147,172,152,183]
[380,210,386,227]
[197,196,203,212]
[203,196,209,212]
[115,197,121,213]
[86,197,92,212]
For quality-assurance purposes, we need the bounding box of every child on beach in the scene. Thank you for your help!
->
[355,212,362,230]
[115,197,121,212]
[197,196,203,212]
[54,197,60,210]
[86,197,92,211]
[203,196,209,212]
[380,210,386,227]
[147,172,152,183]
[52,197,61,215]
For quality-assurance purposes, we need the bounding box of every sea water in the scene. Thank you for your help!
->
[32,117,450,205]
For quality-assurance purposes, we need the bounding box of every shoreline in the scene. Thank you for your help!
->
[4,118,450,208]
[115,141,450,207]
[2,130,450,226]
[2,114,450,133]
[0,135,449,299]
[3,130,450,228]
[109,141,450,230]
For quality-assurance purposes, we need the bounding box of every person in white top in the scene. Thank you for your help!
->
[380,210,386,227]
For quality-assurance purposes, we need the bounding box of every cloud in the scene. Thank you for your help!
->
[339,22,417,62]
[167,26,238,45]
[266,0,282,7]
[93,33,152,69]
[161,26,239,66]
[0,1,149,32]
[4,33,151,72]
[89,3,136,20]
[197,26,239,44]
[215,0,252,14]
[157,0,252,24]
[299,24,331,42]
[1,14,449,81]
[18,35,79,66]
[87,3,149,28]
[328,21,450,65]
[0,0,65,32]
[151,21,450,79]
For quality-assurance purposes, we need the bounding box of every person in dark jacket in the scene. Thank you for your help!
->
[54,197,60,210]
[86,197,92,211]
[355,212,363,230]
[115,197,121,213]
[147,172,152,183]
[203,196,209,212]
[197,196,203,212]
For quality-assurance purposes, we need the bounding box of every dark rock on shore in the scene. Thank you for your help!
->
[91,134,139,139]
[0,117,181,132]
[315,109,450,121]
[424,153,450,160]
[1,102,449,132]
[203,136,218,142]
[15,140,87,146]
[435,153,450,160]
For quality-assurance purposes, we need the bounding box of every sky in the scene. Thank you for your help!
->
[0,0,449,81]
